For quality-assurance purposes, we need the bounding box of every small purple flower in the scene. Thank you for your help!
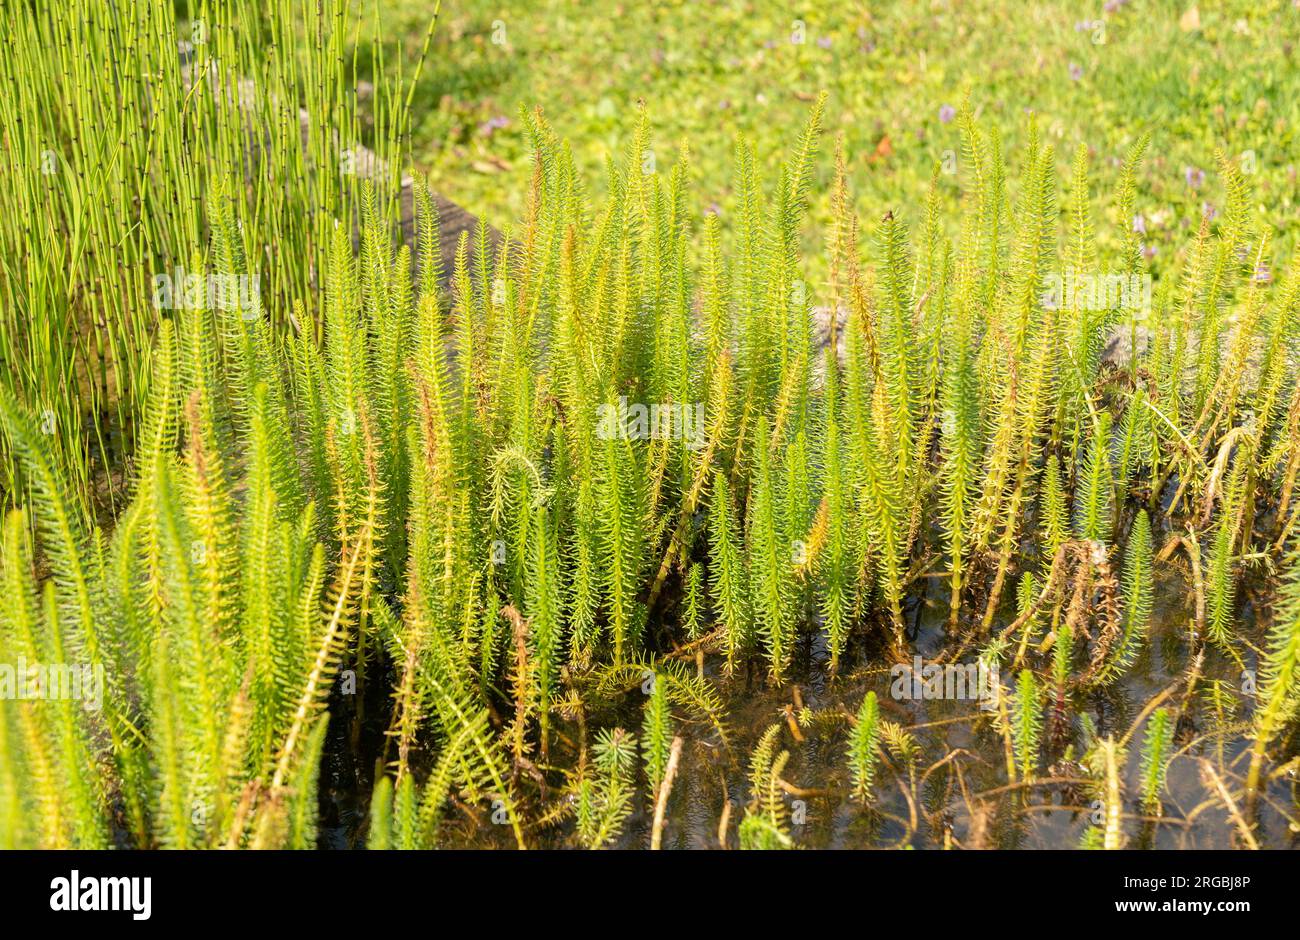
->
[1132,214,1146,235]
[1068,62,1084,81]
[939,104,956,124]
[1185,166,1206,188]
[1202,201,1217,220]
[1142,244,1158,260]
[1104,0,1120,12]
[816,36,832,50]
[1255,263,1273,283]
[478,115,509,137]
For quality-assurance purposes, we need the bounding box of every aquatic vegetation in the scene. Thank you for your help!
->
[1103,510,1154,684]
[641,673,673,800]
[1011,670,1043,783]
[575,728,638,849]
[2,5,1300,848]
[1139,708,1173,813]
[739,725,794,849]
[847,691,881,802]
[1246,549,1300,809]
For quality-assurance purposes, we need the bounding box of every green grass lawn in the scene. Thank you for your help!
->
[382,0,1300,269]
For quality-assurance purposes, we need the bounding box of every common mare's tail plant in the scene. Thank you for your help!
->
[3,91,1300,849]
